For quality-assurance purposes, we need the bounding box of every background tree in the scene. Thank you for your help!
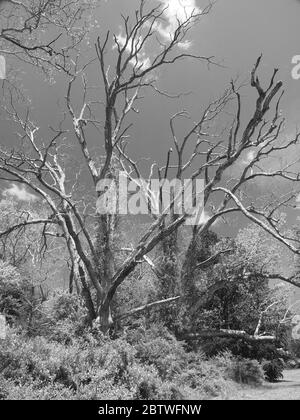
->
[0,0,99,75]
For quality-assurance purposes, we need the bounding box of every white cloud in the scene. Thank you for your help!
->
[157,0,201,47]
[2,184,38,202]
[114,33,151,71]
[177,40,193,50]
[113,0,200,74]
[112,0,200,80]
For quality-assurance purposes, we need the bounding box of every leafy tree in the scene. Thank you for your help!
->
[0,259,32,324]
[185,225,291,337]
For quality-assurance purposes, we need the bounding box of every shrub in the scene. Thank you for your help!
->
[290,340,300,358]
[1,379,76,400]
[126,324,189,380]
[0,261,32,325]
[262,359,284,382]
[0,325,239,400]
[30,291,90,344]
[134,375,161,400]
[135,336,186,380]
[230,359,264,385]
[215,352,264,385]
[200,336,284,362]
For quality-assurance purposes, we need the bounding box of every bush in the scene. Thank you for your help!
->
[290,340,300,358]
[200,336,284,362]
[0,379,76,400]
[215,352,264,385]
[0,261,32,325]
[32,291,89,344]
[230,359,264,385]
[262,359,284,382]
[135,337,186,380]
[0,325,239,400]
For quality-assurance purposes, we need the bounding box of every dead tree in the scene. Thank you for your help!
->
[0,2,300,333]
[0,0,99,73]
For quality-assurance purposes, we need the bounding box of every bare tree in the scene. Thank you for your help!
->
[0,1,300,333]
[0,0,99,74]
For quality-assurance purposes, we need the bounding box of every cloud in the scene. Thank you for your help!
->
[113,33,152,71]
[156,0,201,48]
[2,184,38,202]
[113,0,200,75]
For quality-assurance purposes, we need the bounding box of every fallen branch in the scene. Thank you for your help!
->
[179,329,276,342]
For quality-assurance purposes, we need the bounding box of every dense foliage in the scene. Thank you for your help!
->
[0,322,236,400]
[0,270,297,400]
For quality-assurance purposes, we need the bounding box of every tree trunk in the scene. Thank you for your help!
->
[96,300,113,333]
[78,265,96,324]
